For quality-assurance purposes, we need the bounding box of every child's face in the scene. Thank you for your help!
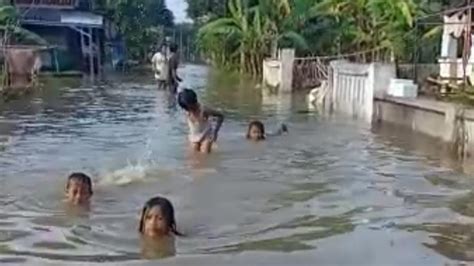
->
[143,206,169,238]
[66,180,92,205]
[248,125,264,141]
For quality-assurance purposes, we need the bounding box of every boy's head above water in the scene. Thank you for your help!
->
[177,89,199,111]
[65,173,93,205]
[247,120,266,141]
[139,196,180,238]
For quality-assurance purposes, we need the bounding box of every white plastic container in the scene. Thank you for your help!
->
[388,78,418,98]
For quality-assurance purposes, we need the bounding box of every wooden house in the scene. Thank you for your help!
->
[11,0,106,78]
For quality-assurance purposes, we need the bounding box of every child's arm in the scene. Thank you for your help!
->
[267,124,289,137]
[205,108,224,141]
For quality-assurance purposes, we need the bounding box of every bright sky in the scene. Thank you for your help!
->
[166,0,191,23]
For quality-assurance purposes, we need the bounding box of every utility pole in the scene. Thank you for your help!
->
[180,26,183,62]
[187,35,191,62]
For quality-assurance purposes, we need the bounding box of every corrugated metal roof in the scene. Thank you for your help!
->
[19,8,103,28]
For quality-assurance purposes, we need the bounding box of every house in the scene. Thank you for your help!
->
[11,0,107,78]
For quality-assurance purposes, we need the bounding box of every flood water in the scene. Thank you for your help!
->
[1,64,474,265]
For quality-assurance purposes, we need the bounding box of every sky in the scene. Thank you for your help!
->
[166,0,191,23]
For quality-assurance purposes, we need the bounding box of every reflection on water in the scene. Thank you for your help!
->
[0,65,474,265]
[269,182,336,210]
[401,222,474,261]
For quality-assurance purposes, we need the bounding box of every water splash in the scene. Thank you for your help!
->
[99,139,157,186]
[100,161,150,186]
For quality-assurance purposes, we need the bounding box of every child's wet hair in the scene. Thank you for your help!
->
[139,196,182,236]
[66,172,93,194]
[177,89,198,111]
[247,120,266,140]
[169,43,178,53]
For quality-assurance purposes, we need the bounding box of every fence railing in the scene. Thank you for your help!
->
[292,57,329,90]
[292,47,388,90]
[328,61,373,122]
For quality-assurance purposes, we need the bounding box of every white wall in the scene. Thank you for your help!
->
[262,49,295,93]
[371,63,396,98]
[262,59,281,88]
[328,61,396,123]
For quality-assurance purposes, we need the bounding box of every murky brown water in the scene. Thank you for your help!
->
[1,64,474,265]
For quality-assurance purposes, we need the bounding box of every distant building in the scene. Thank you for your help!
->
[11,0,110,78]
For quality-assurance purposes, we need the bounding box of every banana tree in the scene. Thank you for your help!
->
[315,0,422,61]
[366,0,419,61]
[258,0,312,57]
[0,5,47,45]
[197,0,254,72]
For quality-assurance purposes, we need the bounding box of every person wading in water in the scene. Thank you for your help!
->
[167,43,182,94]
[152,41,181,94]
[151,43,170,90]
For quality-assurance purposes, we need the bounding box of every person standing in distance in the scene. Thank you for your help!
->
[151,43,170,90]
[168,43,182,94]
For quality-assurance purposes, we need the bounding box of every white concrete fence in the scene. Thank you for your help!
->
[262,49,295,93]
[326,61,395,123]
[262,50,396,123]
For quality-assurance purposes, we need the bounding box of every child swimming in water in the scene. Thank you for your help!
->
[246,120,288,141]
[65,172,93,206]
[139,196,181,239]
[177,89,224,153]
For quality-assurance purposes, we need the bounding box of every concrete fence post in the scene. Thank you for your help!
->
[367,63,376,123]
[280,49,295,93]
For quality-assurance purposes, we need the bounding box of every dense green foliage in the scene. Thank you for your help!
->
[0,2,47,45]
[96,0,174,61]
[171,23,200,62]
[191,0,463,75]
[185,0,228,23]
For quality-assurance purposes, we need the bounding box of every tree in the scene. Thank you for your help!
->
[259,0,314,57]
[197,0,312,75]
[195,0,448,75]
[172,23,200,62]
[197,0,250,71]
[0,4,47,45]
[313,0,423,61]
[186,0,228,23]
[97,0,174,61]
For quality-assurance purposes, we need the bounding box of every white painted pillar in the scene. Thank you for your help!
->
[367,64,377,123]
[469,34,474,82]
[441,32,458,59]
[367,62,395,122]
[279,49,295,93]
[441,17,459,80]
